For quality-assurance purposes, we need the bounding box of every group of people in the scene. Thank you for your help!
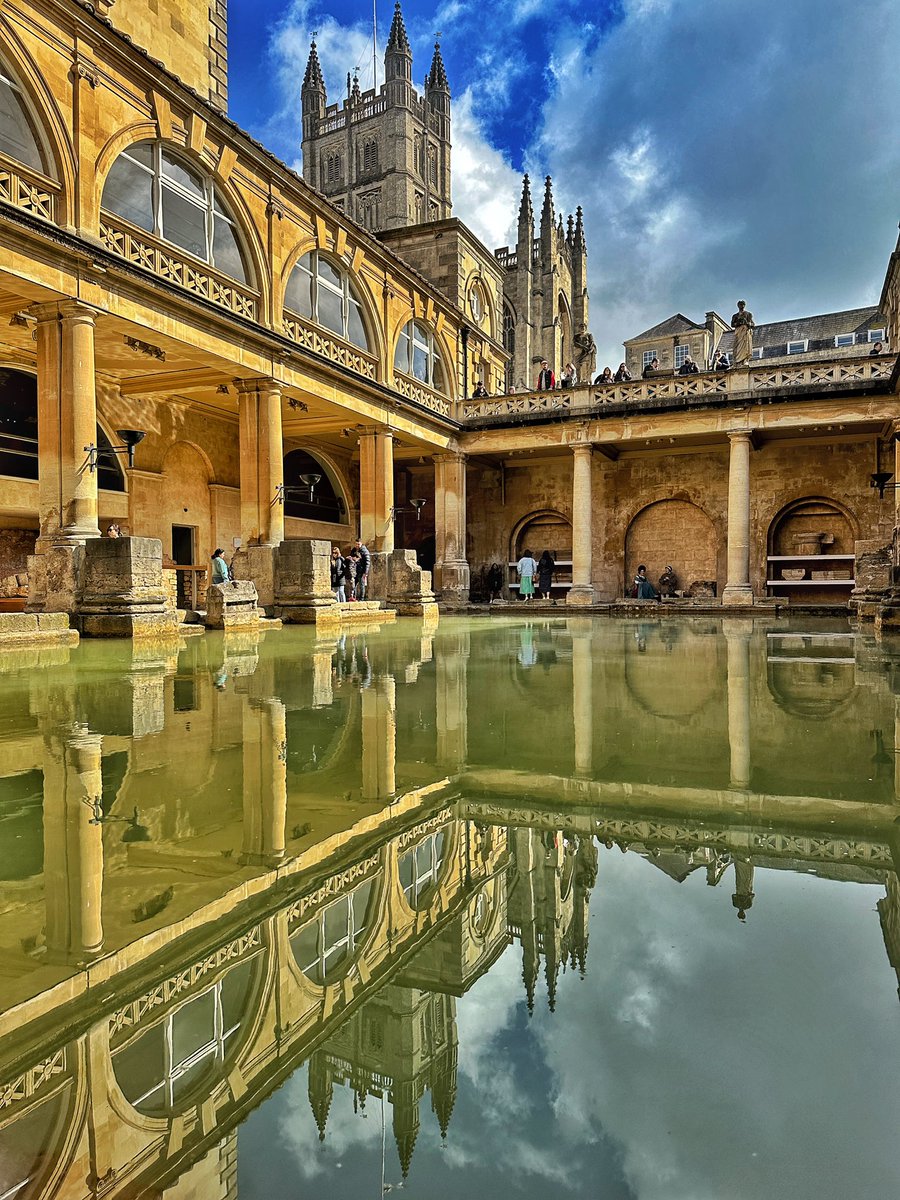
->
[515,549,557,602]
[330,539,372,602]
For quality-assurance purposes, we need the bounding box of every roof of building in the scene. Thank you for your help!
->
[624,313,705,343]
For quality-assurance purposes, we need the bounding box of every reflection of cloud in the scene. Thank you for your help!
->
[277,1064,380,1181]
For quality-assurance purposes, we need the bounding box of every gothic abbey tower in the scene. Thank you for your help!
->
[301,2,451,231]
[301,0,591,386]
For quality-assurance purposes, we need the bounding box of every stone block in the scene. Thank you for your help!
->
[28,543,85,614]
[273,539,338,625]
[233,544,277,611]
[852,539,892,605]
[205,580,260,630]
[371,550,439,618]
[687,580,717,599]
[77,537,178,638]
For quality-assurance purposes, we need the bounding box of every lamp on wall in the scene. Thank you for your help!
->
[84,429,145,473]
[82,798,152,842]
[871,471,898,499]
[390,498,428,520]
[275,473,323,506]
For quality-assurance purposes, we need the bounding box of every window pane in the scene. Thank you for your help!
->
[351,879,373,936]
[0,76,43,171]
[102,155,155,231]
[317,285,343,336]
[127,142,154,168]
[212,214,246,281]
[317,258,342,289]
[394,325,411,372]
[113,1023,166,1111]
[412,344,429,382]
[161,184,208,259]
[285,259,314,318]
[161,151,204,198]
[347,297,367,348]
[432,355,446,393]
[290,922,322,983]
[172,990,216,1064]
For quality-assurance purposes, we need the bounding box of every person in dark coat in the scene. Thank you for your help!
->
[354,538,371,599]
[633,564,659,600]
[487,562,504,603]
[536,360,555,390]
[537,549,555,601]
[330,545,346,601]
[678,355,699,375]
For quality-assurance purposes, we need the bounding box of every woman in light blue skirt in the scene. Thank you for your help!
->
[516,549,538,601]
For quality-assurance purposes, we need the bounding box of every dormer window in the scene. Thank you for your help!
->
[786,340,808,355]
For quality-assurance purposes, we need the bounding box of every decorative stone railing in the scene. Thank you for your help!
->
[393,372,454,419]
[0,156,58,223]
[99,215,259,321]
[461,355,897,423]
[283,314,378,381]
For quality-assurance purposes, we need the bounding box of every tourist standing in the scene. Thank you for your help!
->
[560,362,578,389]
[516,548,538,602]
[343,549,357,601]
[642,357,660,378]
[210,547,230,584]
[678,355,699,375]
[330,545,346,602]
[536,360,555,391]
[614,362,632,382]
[594,366,614,385]
[355,538,371,599]
[537,549,555,601]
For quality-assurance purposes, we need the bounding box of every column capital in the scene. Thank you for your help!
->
[726,428,755,447]
[233,376,282,396]
[433,449,466,465]
[30,299,99,325]
[571,440,593,457]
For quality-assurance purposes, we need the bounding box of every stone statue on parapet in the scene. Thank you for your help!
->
[731,300,755,365]
[574,324,597,383]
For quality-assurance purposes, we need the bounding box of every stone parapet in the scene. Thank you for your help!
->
[205,580,260,630]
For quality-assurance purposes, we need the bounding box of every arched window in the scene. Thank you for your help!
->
[428,146,438,187]
[101,142,248,282]
[0,62,45,172]
[326,152,342,185]
[0,367,124,490]
[362,139,378,174]
[284,251,369,349]
[283,449,345,523]
[290,877,374,984]
[399,830,446,910]
[394,319,447,392]
[503,303,516,391]
[111,960,255,1116]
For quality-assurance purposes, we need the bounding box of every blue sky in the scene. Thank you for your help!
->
[227,0,900,366]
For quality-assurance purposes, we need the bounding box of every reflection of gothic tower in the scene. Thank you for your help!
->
[878,873,900,1001]
[309,983,457,1179]
[507,828,596,1012]
[300,2,452,231]
[308,1048,334,1141]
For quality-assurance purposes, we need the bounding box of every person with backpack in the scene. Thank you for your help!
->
[330,545,346,602]
[355,538,371,599]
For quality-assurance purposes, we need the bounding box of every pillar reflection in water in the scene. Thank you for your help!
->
[569,618,593,778]
[436,630,468,772]
[725,619,753,790]
[362,675,397,801]
[241,697,288,867]
[43,725,105,962]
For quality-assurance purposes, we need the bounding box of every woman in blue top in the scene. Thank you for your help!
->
[211,548,230,584]
[516,548,538,602]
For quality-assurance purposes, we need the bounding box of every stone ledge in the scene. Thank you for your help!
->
[0,611,79,649]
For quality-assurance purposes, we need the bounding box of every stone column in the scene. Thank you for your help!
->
[235,379,284,610]
[359,426,394,552]
[566,443,594,606]
[722,431,754,606]
[33,302,101,544]
[236,379,284,547]
[570,618,593,777]
[433,451,470,604]
[43,726,105,963]
[725,619,752,789]
[436,630,468,771]
[241,698,288,866]
[361,674,396,801]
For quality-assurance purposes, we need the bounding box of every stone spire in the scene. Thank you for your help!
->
[307,1051,333,1142]
[430,1044,458,1140]
[349,69,361,104]
[386,0,412,55]
[302,39,325,94]
[540,175,555,231]
[427,40,450,92]
[566,213,575,251]
[574,204,586,253]
[518,173,533,228]
[393,1081,421,1180]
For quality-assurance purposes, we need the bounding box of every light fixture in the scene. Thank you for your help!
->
[8,312,32,328]
[84,429,145,472]
[275,472,323,506]
[287,397,309,412]
[871,471,896,499]
[390,498,428,521]
[216,383,229,395]
[83,798,152,842]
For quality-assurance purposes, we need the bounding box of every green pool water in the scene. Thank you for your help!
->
[1,615,899,1200]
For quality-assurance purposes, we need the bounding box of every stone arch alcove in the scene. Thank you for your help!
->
[511,510,572,561]
[625,500,718,596]
[161,441,212,573]
[766,496,858,602]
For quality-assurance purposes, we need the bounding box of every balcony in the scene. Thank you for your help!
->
[460,355,897,428]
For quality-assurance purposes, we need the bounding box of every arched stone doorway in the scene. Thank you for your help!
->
[625,500,718,596]
[511,510,572,599]
[766,497,857,602]
[161,442,211,607]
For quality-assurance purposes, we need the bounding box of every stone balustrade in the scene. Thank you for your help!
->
[460,354,897,426]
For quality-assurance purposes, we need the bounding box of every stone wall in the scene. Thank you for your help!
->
[0,528,36,593]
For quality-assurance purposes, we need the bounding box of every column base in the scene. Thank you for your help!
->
[722,585,754,607]
[233,544,278,611]
[436,559,470,608]
[566,584,595,607]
